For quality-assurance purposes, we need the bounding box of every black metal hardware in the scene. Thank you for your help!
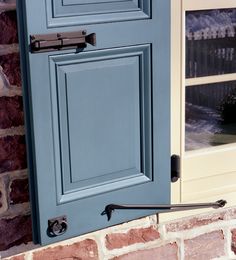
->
[47,215,68,237]
[30,31,96,53]
[171,154,180,182]
[102,200,227,221]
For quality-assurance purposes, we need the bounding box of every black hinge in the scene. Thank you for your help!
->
[30,30,96,53]
[171,154,180,182]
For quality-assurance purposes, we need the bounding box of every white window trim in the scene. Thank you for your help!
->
[160,0,236,222]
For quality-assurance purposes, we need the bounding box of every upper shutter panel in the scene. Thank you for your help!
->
[48,0,151,27]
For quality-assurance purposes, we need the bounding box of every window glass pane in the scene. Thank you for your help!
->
[186,9,236,78]
[185,81,236,151]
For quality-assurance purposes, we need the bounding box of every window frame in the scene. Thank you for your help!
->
[160,0,236,222]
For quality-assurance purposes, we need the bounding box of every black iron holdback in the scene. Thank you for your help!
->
[102,200,227,221]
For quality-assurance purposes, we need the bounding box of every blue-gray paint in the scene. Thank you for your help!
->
[17,0,171,245]
[49,0,151,27]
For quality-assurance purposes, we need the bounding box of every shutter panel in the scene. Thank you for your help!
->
[17,0,171,245]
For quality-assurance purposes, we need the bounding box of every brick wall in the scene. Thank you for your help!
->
[2,209,236,260]
[0,0,32,254]
[0,1,236,259]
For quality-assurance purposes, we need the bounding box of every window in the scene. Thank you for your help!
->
[161,0,236,221]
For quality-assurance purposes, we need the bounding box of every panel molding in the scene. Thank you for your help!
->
[49,44,153,204]
[62,0,139,7]
[46,0,151,27]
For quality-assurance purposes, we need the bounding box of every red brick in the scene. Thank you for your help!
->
[0,96,24,129]
[0,215,32,251]
[231,229,236,254]
[184,231,225,260]
[105,227,160,250]
[166,212,225,232]
[0,53,21,87]
[33,239,99,260]
[111,243,178,260]
[0,135,27,174]
[0,11,18,44]
[10,178,29,204]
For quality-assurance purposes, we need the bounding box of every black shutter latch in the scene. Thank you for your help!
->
[30,30,96,53]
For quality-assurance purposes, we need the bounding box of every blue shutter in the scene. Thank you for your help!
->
[17,0,171,245]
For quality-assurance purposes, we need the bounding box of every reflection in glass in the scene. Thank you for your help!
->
[186,9,236,78]
[185,81,236,151]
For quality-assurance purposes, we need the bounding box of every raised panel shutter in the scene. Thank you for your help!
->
[17,0,171,245]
